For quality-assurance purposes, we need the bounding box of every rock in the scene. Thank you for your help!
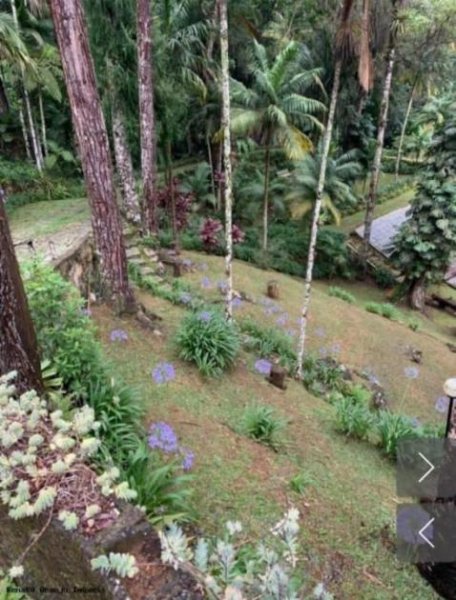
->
[447,343,456,354]
[370,383,389,411]
[268,364,287,390]
[406,346,423,364]
[267,280,280,300]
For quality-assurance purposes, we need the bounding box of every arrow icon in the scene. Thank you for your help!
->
[419,517,435,548]
[418,452,435,483]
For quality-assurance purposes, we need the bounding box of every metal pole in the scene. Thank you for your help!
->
[443,379,456,438]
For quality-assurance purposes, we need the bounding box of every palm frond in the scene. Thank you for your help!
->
[281,125,313,160]
[252,39,269,73]
[229,108,262,137]
[282,93,326,117]
[269,41,299,90]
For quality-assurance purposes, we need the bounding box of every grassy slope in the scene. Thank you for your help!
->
[91,251,455,599]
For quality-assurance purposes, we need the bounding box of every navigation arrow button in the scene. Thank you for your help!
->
[418,452,435,484]
[419,518,435,548]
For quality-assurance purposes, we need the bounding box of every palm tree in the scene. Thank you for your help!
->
[0,10,30,116]
[362,0,405,265]
[287,148,362,225]
[230,39,325,251]
[295,0,359,379]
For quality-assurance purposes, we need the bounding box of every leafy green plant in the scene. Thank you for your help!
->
[239,404,287,451]
[373,267,397,290]
[335,397,374,441]
[289,472,315,495]
[328,286,356,304]
[408,318,420,332]
[176,311,240,377]
[240,318,296,370]
[91,553,138,579]
[364,302,400,321]
[375,412,420,459]
[302,354,347,397]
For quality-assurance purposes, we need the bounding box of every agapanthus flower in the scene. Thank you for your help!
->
[201,276,212,289]
[232,297,242,309]
[217,280,228,293]
[152,362,176,384]
[255,359,272,376]
[404,366,420,380]
[179,292,192,305]
[331,343,341,355]
[110,329,128,342]
[148,422,179,453]
[181,448,194,471]
[435,396,450,414]
[276,314,289,326]
[198,311,212,323]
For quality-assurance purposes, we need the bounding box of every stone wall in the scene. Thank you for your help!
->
[0,502,204,600]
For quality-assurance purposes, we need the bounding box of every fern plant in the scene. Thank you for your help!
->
[239,404,287,451]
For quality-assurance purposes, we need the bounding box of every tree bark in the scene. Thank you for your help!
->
[38,90,48,158]
[394,81,416,181]
[48,0,135,314]
[219,0,233,321]
[112,105,141,224]
[0,190,43,394]
[296,59,342,379]
[137,0,158,234]
[362,6,398,265]
[19,104,32,160]
[10,0,43,172]
[409,278,426,312]
[262,141,271,252]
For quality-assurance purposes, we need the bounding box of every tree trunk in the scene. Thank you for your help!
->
[10,0,43,171]
[219,0,233,321]
[19,104,32,160]
[112,105,141,224]
[409,278,426,312]
[394,81,416,181]
[0,190,43,394]
[296,59,342,379]
[48,0,135,314]
[362,16,398,265]
[38,90,48,158]
[137,0,158,234]
[206,133,216,199]
[262,142,271,252]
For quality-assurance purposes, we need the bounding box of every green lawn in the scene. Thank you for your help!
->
[89,251,454,599]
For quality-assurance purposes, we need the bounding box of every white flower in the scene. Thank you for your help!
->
[226,521,243,536]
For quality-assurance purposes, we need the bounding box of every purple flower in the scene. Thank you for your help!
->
[217,280,228,293]
[81,307,92,317]
[152,362,176,384]
[198,311,212,323]
[255,359,272,376]
[404,366,420,380]
[110,329,128,342]
[148,422,179,453]
[179,292,192,305]
[260,298,273,307]
[364,368,380,386]
[232,297,242,309]
[276,314,289,326]
[181,448,194,471]
[201,276,212,289]
[435,396,450,414]
[330,343,341,355]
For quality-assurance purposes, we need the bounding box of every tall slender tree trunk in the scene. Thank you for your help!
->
[38,90,48,158]
[296,60,342,379]
[10,0,43,172]
[49,0,135,314]
[206,133,216,199]
[262,141,271,252]
[0,190,43,394]
[137,0,157,234]
[165,139,179,252]
[219,0,233,321]
[394,81,417,181]
[362,7,399,264]
[112,105,140,224]
[19,104,32,160]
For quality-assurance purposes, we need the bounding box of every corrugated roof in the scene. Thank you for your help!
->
[355,206,456,288]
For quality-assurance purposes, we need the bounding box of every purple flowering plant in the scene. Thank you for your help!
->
[255,358,272,376]
[148,422,195,471]
[110,329,128,342]
[152,362,176,384]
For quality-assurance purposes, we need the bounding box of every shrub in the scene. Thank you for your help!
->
[302,354,347,398]
[176,311,240,377]
[335,397,374,441]
[239,404,286,451]
[289,472,315,495]
[240,318,296,370]
[408,318,420,332]
[375,412,421,459]
[373,267,396,290]
[365,302,400,321]
[328,286,356,304]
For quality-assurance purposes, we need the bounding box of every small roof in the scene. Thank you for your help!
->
[355,206,456,289]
